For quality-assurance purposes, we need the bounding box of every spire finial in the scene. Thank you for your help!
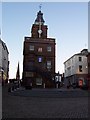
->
[39,4,42,11]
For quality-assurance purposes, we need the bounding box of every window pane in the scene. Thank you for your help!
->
[29,45,34,51]
[79,57,82,61]
[38,57,42,62]
[47,61,51,66]
[47,61,51,70]
[47,46,51,52]
[79,65,82,72]
[38,48,42,52]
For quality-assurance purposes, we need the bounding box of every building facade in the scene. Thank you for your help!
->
[87,53,90,88]
[23,9,56,88]
[87,53,90,77]
[0,39,9,85]
[64,49,88,86]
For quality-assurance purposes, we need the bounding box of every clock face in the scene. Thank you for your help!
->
[38,29,42,34]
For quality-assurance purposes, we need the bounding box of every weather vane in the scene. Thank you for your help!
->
[39,4,42,11]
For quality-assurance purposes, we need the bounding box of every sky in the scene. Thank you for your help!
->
[2,2,88,79]
[0,2,2,34]
[89,1,90,52]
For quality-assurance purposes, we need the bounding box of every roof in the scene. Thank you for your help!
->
[0,39,9,54]
[34,10,45,25]
[64,49,88,64]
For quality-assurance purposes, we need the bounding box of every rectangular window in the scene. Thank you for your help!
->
[79,65,82,72]
[38,57,42,62]
[26,37,30,40]
[47,61,51,66]
[29,45,34,51]
[38,48,42,52]
[47,61,51,70]
[47,46,51,52]
[79,57,82,61]
[25,72,34,77]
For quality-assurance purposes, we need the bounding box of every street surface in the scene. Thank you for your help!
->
[2,84,89,119]
[0,86,2,120]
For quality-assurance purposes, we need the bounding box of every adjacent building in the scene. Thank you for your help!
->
[64,49,88,86]
[87,52,90,88]
[0,39,9,85]
[87,53,90,77]
[23,9,56,88]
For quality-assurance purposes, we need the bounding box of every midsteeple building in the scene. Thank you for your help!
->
[23,8,56,88]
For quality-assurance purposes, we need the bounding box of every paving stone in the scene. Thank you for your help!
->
[2,85,89,119]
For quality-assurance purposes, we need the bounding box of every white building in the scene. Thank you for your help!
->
[64,49,88,86]
[0,39,9,85]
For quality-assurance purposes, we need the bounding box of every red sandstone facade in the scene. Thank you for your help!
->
[23,10,56,88]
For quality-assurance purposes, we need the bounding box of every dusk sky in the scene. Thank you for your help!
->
[2,2,88,79]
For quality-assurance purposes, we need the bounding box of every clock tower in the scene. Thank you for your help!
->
[31,10,47,38]
[23,8,56,88]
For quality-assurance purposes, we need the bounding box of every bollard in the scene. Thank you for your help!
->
[44,83,45,88]
[56,83,58,88]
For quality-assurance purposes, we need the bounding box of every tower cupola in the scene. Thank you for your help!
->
[34,10,45,25]
[31,7,48,39]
